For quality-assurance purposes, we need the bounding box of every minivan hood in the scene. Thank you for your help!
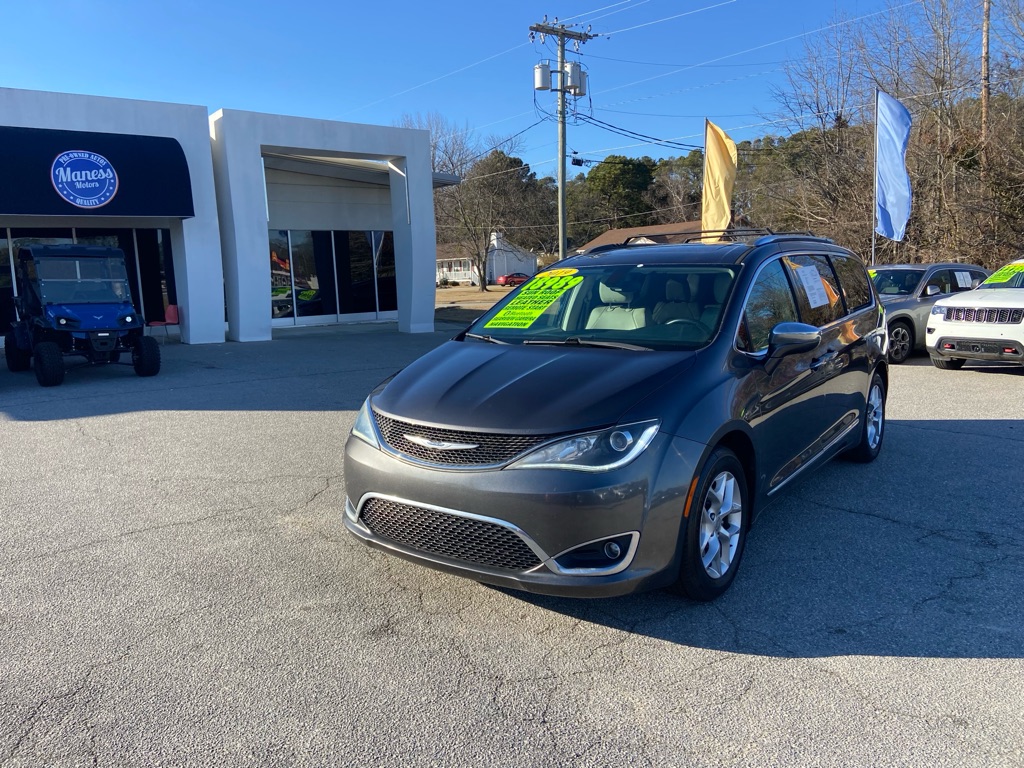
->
[373,341,697,433]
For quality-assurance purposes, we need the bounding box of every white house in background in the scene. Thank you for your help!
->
[436,232,538,286]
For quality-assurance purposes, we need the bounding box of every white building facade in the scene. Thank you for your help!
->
[1,87,442,345]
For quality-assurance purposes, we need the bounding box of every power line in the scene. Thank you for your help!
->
[580,52,784,68]
[601,0,737,37]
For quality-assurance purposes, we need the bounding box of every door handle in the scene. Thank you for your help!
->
[810,351,837,371]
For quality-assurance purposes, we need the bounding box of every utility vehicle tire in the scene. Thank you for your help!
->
[132,336,161,377]
[672,447,748,602]
[5,331,31,372]
[33,342,65,387]
[931,356,966,370]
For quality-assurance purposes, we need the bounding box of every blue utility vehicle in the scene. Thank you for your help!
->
[4,245,160,386]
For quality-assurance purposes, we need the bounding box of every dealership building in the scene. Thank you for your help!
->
[0,87,448,344]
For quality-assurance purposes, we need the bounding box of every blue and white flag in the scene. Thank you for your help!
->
[875,91,913,241]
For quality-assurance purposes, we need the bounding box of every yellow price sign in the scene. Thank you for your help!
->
[982,264,1024,284]
[484,272,583,329]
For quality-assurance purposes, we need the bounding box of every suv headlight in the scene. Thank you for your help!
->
[508,420,659,472]
[351,398,380,449]
[931,305,948,316]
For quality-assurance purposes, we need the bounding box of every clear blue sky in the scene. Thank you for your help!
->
[4,0,901,175]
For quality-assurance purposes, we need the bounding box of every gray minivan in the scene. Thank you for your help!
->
[344,232,888,600]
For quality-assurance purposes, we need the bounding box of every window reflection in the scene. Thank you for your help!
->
[270,228,398,322]
[742,260,798,352]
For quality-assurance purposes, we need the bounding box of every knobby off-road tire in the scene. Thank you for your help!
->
[5,331,31,372]
[32,342,65,387]
[132,336,161,377]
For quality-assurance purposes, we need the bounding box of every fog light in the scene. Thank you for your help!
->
[603,541,622,559]
[58,318,67,325]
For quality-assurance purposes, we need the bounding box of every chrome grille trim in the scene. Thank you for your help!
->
[356,494,547,571]
[943,306,1024,324]
[373,410,553,468]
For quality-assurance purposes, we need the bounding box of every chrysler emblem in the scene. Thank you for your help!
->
[405,434,479,451]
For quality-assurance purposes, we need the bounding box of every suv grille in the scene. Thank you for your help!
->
[943,307,1024,324]
[360,497,543,571]
[373,411,550,467]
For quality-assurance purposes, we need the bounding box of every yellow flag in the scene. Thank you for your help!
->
[701,120,738,239]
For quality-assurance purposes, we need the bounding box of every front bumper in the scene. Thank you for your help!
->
[342,431,704,598]
[926,322,1024,363]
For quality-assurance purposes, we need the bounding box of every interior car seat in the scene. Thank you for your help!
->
[586,283,648,330]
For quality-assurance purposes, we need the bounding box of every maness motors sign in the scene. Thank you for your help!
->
[51,150,119,209]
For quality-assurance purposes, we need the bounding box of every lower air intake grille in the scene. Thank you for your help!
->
[360,497,543,571]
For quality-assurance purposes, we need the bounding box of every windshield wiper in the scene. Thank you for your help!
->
[522,337,653,351]
[462,332,511,345]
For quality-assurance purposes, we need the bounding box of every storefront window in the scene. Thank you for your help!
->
[269,230,292,319]
[271,228,397,323]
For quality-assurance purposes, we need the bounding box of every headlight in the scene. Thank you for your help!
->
[351,398,380,449]
[508,420,659,472]
[931,306,947,316]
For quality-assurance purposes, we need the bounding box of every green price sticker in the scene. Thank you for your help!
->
[982,263,1024,284]
[484,271,583,329]
[868,269,877,278]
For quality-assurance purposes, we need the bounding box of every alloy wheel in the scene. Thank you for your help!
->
[699,471,743,579]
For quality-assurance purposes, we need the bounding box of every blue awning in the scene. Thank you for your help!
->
[0,126,194,218]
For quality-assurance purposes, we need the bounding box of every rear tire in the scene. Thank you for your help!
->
[672,447,748,602]
[887,321,913,364]
[5,331,31,372]
[931,356,966,370]
[32,342,65,387]
[846,371,885,463]
[132,336,161,377]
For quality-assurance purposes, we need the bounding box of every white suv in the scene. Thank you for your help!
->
[926,259,1024,369]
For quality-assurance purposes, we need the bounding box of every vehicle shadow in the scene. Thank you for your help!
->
[502,416,1024,659]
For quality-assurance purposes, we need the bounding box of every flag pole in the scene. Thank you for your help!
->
[871,89,878,266]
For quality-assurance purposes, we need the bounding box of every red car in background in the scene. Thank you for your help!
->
[496,272,530,287]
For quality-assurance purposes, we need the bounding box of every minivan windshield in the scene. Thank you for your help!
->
[34,257,132,305]
[467,265,737,351]
[977,263,1024,289]
[871,268,924,296]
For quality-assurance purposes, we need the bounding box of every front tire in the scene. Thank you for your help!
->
[673,447,748,602]
[887,321,913,364]
[5,331,31,372]
[846,371,886,463]
[32,342,65,387]
[931,356,966,370]
[132,336,161,377]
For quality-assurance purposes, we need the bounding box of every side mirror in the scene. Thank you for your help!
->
[766,322,821,372]
[971,279,981,289]
[924,285,940,297]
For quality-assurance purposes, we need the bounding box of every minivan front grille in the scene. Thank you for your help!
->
[943,306,1024,324]
[373,411,550,467]
[360,497,543,571]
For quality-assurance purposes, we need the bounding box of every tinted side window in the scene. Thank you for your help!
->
[739,259,799,352]
[950,268,983,292]
[830,255,872,311]
[924,269,953,295]
[785,254,845,327]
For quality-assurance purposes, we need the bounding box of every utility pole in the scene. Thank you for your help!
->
[530,18,597,262]
[981,0,991,176]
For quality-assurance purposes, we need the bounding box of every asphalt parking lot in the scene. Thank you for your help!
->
[1,326,1022,768]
